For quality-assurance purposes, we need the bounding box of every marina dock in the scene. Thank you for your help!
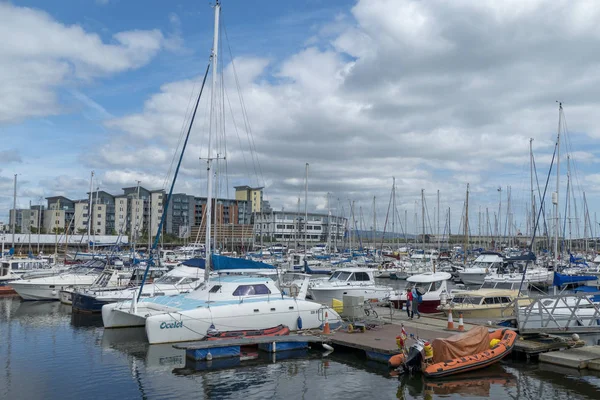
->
[540,346,600,370]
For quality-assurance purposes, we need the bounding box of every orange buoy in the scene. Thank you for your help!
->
[388,353,405,368]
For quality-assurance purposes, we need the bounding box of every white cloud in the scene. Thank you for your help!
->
[8,0,600,233]
[0,3,167,124]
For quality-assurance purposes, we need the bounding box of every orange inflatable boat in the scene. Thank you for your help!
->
[423,327,517,378]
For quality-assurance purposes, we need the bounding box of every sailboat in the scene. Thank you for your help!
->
[101,1,341,343]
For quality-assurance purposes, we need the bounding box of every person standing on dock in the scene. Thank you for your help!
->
[411,286,421,319]
[406,288,413,319]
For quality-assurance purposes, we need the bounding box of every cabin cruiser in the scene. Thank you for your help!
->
[458,252,504,285]
[389,272,451,313]
[102,274,341,344]
[71,265,198,313]
[11,259,109,301]
[308,267,394,305]
[0,257,66,285]
[438,289,531,319]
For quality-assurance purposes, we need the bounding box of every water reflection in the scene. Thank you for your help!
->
[2,296,600,400]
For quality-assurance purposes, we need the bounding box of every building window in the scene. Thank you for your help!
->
[97,214,101,218]
[98,206,102,210]
[276,225,284,229]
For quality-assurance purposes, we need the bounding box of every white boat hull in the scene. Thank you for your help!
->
[12,282,94,301]
[145,300,337,344]
[458,272,487,286]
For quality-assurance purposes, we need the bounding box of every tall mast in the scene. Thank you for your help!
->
[12,174,16,249]
[554,103,562,261]
[37,197,42,254]
[497,187,502,249]
[567,155,572,253]
[87,171,94,251]
[327,192,331,251]
[437,190,440,251]
[421,189,425,250]
[373,196,376,250]
[295,197,300,250]
[304,163,309,255]
[530,139,535,239]
[392,177,396,248]
[204,0,221,281]
[464,184,469,259]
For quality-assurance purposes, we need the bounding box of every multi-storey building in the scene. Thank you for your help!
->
[8,208,40,234]
[43,196,75,234]
[254,211,347,244]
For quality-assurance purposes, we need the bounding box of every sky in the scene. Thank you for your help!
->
[2,0,600,239]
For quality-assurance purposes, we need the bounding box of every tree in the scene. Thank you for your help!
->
[77,228,87,234]
[52,227,65,234]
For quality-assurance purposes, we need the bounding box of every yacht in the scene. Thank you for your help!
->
[102,274,340,344]
[0,257,65,285]
[388,272,451,313]
[11,259,109,301]
[458,252,504,285]
[72,265,199,313]
[308,267,394,305]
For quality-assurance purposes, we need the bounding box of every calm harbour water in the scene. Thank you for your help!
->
[2,296,600,400]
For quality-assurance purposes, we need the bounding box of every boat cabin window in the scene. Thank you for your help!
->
[481,282,495,289]
[483,297,495,305]
[180,277,199,285]
[155,275,183,285]
[412,282,432,293]
[95,272,113,287]
[453,295,483,305]
[352,272,371,282]
[495,282,513,290]
[330,271,351,282]
[233,284,271,296]
[498,297,512,304]
[209,285,222,293]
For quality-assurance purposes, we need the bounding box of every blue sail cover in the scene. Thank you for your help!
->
[569,253,588,266]
[212,254,275,270]
[553,272,597,287]
[505,251,536,262]
[182,255,275,271]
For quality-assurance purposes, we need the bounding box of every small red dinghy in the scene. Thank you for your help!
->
[205,324,291,341]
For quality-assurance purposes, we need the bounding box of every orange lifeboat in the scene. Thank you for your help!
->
[423,328,517,378]
[205,324,291,341]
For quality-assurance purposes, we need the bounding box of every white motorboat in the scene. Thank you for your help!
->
[458,252,504,285]
[11,259,109,301]
[72,264,201,313]
[102,274,340,344]
[0,257,66,285]
[308,267,394,305]
[388,272,451,313]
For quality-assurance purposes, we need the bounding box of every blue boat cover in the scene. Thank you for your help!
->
[553,272,597,286]
[182,255,275,270]
[505,251,536,262]
[569,253,588,266]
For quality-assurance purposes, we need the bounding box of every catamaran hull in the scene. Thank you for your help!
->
[102,303,147,328]
[144,301,339,344]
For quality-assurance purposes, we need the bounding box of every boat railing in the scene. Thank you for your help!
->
[515,291,600,334]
